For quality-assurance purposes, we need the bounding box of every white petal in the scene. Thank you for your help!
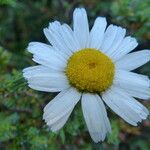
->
[89,17,107,49]
[110,36,138,61]
[114,69,150,99]
[82,93,111,143]
[23,66,69,92]
[102,86,149,126]
[115,70,150,87]
[50,110,72,132]
[27,42,67,71]
[115,50,150,71]
[73,8,90,49]
[100,25,118,53]
[32,56,66,72]
[105,27,126,57]
[123,87,150,100]
[23,65,50,78]
[58,24,80,52]
[43,21,72,57]
[43,88,81,132]
[27,42,66,61]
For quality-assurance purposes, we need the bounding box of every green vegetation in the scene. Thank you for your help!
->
[0,0,150,149]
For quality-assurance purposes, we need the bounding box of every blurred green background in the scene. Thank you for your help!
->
[0,0,150,149]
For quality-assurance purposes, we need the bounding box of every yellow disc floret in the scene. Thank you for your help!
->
[65,48,115,93]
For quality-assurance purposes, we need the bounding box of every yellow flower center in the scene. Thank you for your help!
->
[65,48,115,93]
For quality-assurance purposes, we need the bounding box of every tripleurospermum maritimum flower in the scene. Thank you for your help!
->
[23,8,150,142]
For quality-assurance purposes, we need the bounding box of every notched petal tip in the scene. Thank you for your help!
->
[74,7,86,12]
[43,28,49,35]
[73,7,87,19]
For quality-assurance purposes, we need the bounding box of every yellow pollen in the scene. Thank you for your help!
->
[65,48,115,93]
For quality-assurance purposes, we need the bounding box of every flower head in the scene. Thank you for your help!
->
[23,8,150,143]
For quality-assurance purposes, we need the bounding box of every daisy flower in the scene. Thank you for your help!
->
[23,8,150,142]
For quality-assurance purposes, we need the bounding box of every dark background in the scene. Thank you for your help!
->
[0,0,150,149]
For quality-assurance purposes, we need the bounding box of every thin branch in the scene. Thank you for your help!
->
[1,105,32,114]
